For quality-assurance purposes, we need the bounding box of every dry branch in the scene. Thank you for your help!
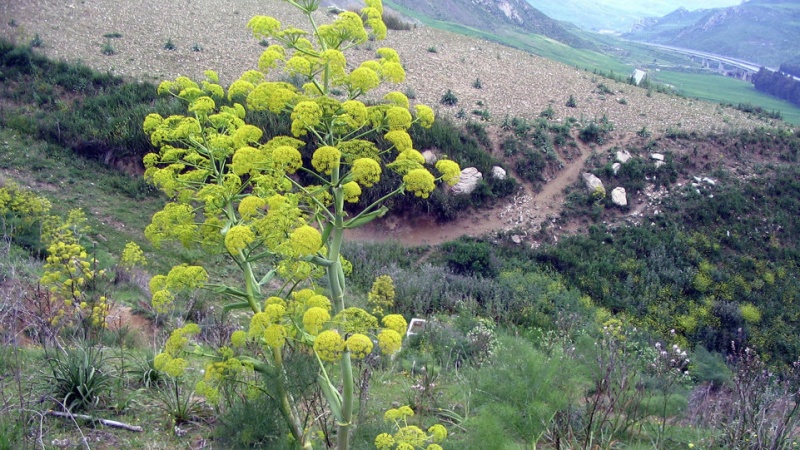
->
[47,411,144,432]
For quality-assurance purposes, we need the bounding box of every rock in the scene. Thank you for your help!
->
[655,161,666,169]
[491,166,507,180]
[616,150,632,163]
[422,150,438,165]
[702,177,716,186]
[511,235,522,244]
[451,167,483,195]
[611,187,627,206]
[650,153,665,161]
[582,172,605,195]
[612,162,621,175]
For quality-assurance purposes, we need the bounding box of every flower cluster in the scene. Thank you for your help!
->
[375,406,448,450]
[154,323,201,378]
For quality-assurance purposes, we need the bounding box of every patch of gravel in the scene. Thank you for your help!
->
[0,0,782,134]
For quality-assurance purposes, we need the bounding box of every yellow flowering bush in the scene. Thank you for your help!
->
[377,406,449,449]
[141,0,459,447]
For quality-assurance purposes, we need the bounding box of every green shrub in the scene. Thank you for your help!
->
[464,334,587,449]
[214,393,291,449]
[440,89,458,106]
[381,10,413,31]
[440,238,498,278]
[45,343,112,412]
[566,94,577,108]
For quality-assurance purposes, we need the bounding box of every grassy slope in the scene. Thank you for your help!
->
[0,128,180,274]
[651,71,800,124]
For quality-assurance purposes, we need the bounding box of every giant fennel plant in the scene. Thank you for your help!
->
[141,0,458,448]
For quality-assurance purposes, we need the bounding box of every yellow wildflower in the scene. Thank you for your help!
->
[346,333,374,359]
[313,330,345,362]
[312,146,341,175]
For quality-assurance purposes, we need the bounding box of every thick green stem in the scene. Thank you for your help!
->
[242,258,262,314]
[327,184,354,450]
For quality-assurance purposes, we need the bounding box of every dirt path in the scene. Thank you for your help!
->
[345,134,606,246]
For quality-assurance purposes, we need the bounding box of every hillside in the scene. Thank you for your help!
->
[0,0,774,136]
[624,0,800,67]
[384,0,595,49]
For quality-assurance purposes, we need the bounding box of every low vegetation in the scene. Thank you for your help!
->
[1,3,800,449]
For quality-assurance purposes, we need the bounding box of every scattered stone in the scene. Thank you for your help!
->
[451,167,483,195]
[422,150,438,164]
[582,172,605,195]
[612,162,621,175]
[611,187,627,206]
[491,166,507,180]
[650,153,665,161]
[616,150,632,163]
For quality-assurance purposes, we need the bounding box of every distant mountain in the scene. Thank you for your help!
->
[386,0,596,49]
[528,0,742,32]
[624,0,800,67]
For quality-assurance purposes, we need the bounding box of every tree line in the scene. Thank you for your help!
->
[752,64,800,107]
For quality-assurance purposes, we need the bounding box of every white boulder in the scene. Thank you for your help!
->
[611,187,627,206]
[582,172,605,195]
[422,150,438,165]
[451,167,483,195]
[491,166,507,180]
[616,150,632,163]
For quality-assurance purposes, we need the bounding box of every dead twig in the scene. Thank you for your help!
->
[46,410,143,432]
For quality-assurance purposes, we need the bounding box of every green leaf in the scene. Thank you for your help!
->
[343,205,388,229]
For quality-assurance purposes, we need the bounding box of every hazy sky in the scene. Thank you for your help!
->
[622,0,743,13]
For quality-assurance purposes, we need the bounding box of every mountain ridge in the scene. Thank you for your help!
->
[624,0,800,67]
[386,0,597,49]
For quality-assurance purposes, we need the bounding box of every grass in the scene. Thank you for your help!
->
[651,71,800,124]
[0,128,178,274]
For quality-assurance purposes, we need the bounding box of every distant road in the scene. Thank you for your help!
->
[631,41,771,73]
[630,41,800,82]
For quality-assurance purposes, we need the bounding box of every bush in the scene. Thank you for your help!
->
[214,392,292,449]
[440,238,498,278]
[566,94,577,108]
[440,89,458,106]
[45,343,112,412]
[463,334,586,449]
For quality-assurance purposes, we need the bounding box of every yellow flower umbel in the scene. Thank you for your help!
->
[346,333,374,359]
[289,225,322,256]
[403,169,436,198]
[314,330,346,362]
[378,329,402,355]
[312,146,342,175]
